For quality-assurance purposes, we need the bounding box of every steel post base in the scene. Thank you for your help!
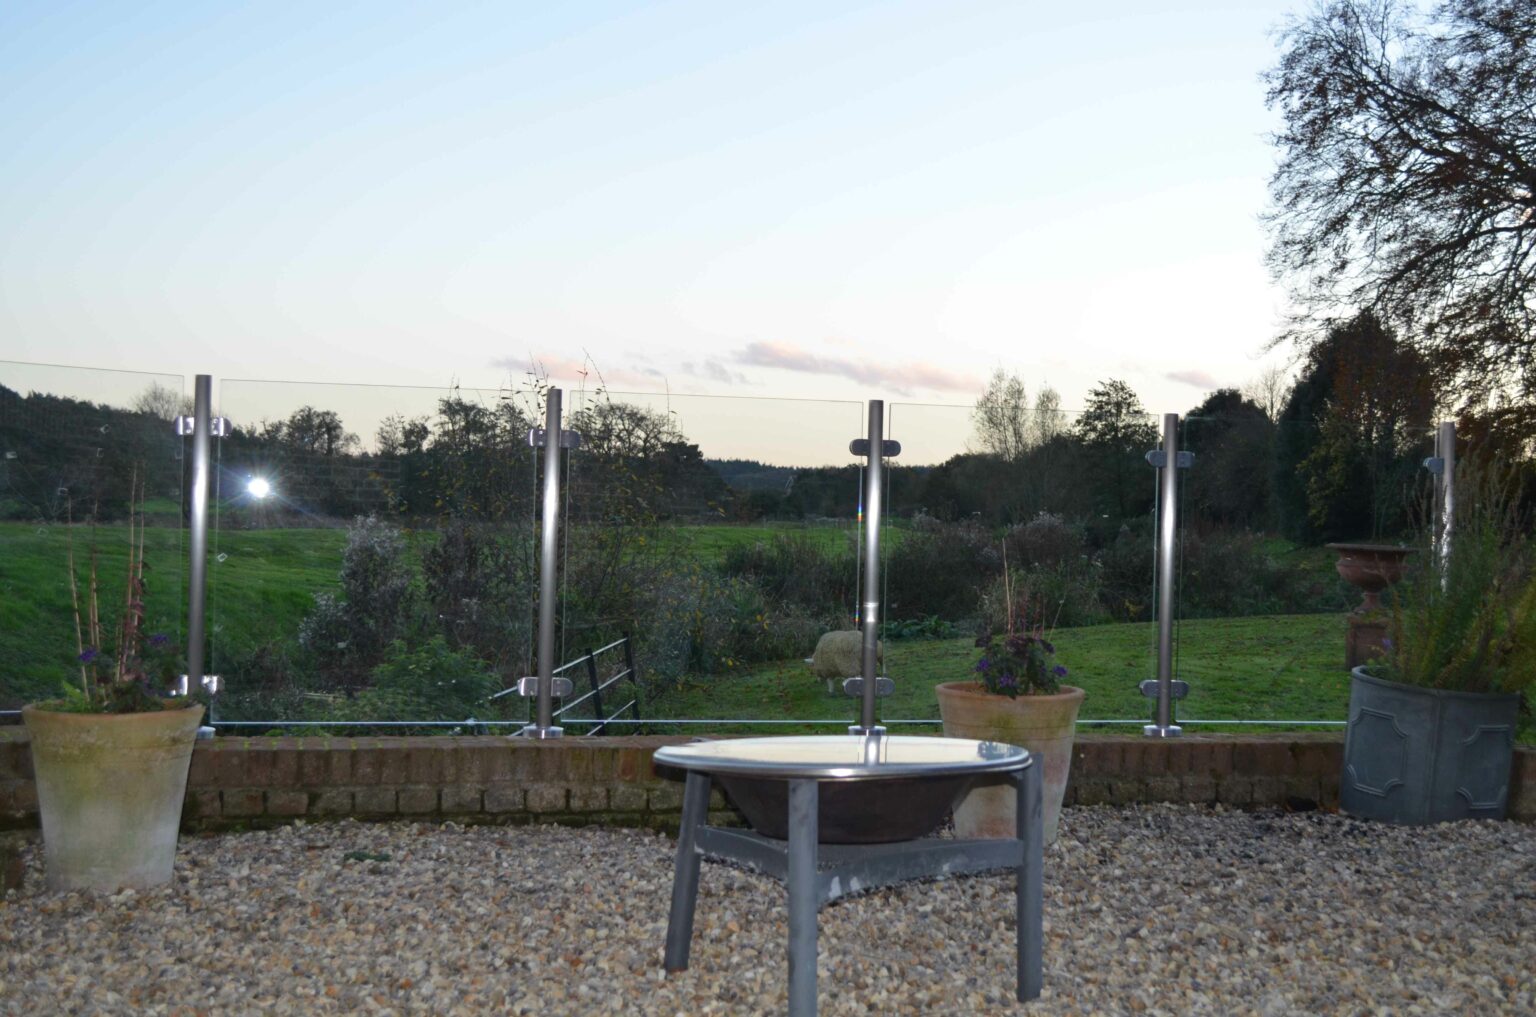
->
[664,765,1043,1016]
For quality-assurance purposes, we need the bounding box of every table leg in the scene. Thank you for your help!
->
[664,770,711,972]
[1015,762,1043,1001]
[787,778,820,1017]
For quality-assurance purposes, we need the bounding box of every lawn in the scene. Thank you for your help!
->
[640,613,1355,733]
[0,521,348,706]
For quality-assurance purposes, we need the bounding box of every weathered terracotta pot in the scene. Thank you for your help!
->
[23,704,203,892]
[935,682,1083,845]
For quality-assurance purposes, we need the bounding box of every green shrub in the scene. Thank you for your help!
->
[419,519,536,681]
[1004,512,1086,570]
[340,637,499,721]
[720,532,856,618]
[884,517,999,621]
[298,515,416,684]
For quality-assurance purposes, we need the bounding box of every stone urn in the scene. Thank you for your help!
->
[1326,543,1414,669]
[935,682,1083,846]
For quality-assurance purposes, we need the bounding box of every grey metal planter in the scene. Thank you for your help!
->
[1341,667,1521,825]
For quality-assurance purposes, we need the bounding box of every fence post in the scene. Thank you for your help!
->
[519,387,580,739]
[1436,420,1456,571]
[847,400,900,745]
[1143,413,1186,738]
[181,375,220,738]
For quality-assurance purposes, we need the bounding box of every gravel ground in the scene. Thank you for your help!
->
[1,804,1533,1016]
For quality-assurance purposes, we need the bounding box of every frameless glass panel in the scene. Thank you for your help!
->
[211,378,541,731]
[1165,411,1425,730]
[882,400,1160,729]
[0,361,185,711]
[558,391,863,733]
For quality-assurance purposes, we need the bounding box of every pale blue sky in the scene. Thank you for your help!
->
[1,0,1302,437]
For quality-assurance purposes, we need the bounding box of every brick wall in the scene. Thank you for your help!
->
[2,729,1533,832]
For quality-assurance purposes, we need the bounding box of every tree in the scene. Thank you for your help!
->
[1074,380,1158,520]
[1183,389,1276,528]
[972,369,1030,460]
[1265,0,1536,403]
[971,369,1064,460]
[264,406,358,456]
[1274,312,1435,540]
[1075,380,1157,452]
[1242,364,1293,423]
[130,382,192,421]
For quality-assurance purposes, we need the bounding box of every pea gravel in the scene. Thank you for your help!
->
[2,804,1532,1016]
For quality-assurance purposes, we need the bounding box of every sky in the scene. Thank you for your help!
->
[0,0,1306,462]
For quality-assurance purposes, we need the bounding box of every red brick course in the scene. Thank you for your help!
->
[0,728,1531,832]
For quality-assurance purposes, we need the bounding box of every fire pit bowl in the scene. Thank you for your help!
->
[654,735,1029,844]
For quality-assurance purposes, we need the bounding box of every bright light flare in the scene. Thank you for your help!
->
[246,477,272,499]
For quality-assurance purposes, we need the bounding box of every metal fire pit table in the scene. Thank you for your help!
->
[656,734,1042,1016]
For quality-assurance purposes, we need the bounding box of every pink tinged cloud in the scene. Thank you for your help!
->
[1166,369,1221,389]
[733,341,980,396]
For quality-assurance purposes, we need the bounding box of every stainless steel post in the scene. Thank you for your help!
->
[186,375,212,703]
[854,400,884,738]
[1145,413,1182,738]
[529,388,565,738]
[1437,421,1455,570]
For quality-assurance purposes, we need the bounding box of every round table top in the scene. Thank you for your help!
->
[653,734,1031,781]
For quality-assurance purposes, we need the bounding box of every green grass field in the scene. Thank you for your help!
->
[0,521,348,705]
[639,613,1354,733]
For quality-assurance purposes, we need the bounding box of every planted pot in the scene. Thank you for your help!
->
[23,703,204,891]
[936,682,1083,845]
[1341,667,1520,825]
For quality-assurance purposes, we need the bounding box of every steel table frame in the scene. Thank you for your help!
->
[662,761,1043,1017]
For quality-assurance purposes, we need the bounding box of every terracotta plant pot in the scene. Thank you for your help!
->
[935,682,1083,845]
[23,704,204,892]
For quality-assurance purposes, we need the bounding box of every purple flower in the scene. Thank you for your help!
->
[1041,640,1055,655]
[78,647,99,664]
[149,633,171,648]
[1053,665,1068,678]
[975,657,991,673]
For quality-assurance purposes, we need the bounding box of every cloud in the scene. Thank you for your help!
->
[1165,369,1221,389]
[681,359,750,385]
[733,341,980,396]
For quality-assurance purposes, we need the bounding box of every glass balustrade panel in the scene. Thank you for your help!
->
[0,361,186,712]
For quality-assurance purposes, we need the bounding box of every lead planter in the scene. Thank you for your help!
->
[22,704,204,892]
[1341,667,1520,825]
[936,682,1083,845]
